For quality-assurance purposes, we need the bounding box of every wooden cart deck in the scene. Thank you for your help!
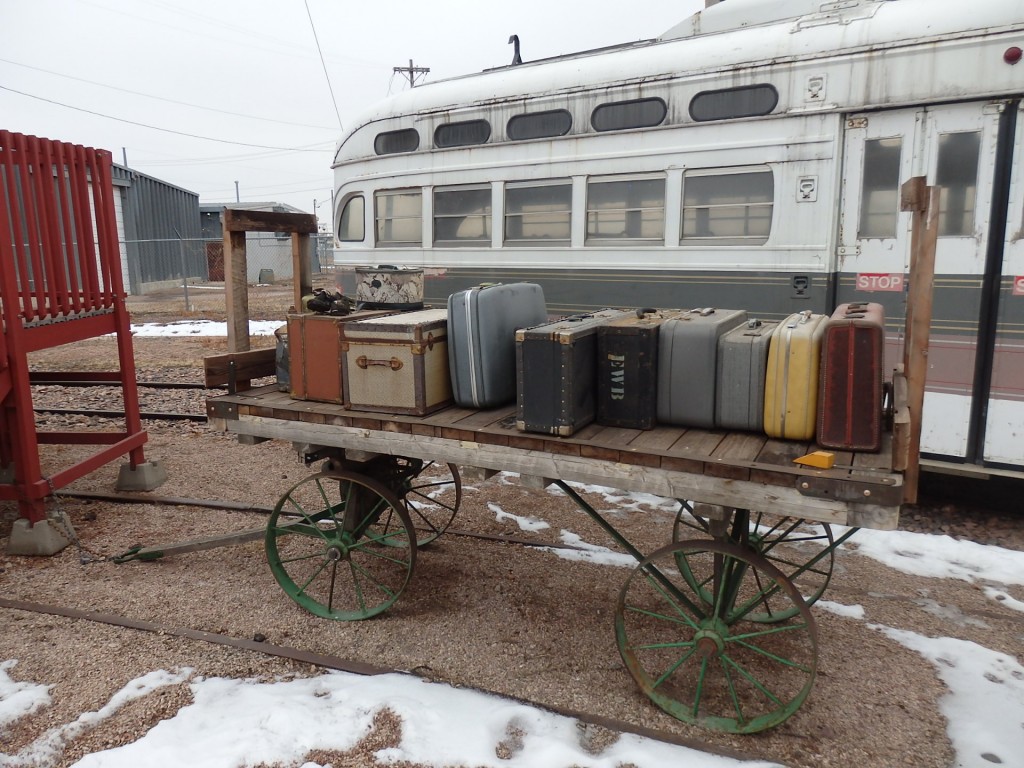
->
[206,385,902,530]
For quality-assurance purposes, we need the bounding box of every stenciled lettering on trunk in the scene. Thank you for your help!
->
[609,354,626,400]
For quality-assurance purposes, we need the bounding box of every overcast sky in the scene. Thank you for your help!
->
[1,0,705,225]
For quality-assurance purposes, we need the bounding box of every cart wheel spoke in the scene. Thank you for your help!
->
[401,462,462,547]
[616,539,818,734]
[266,470,416,620]
[674,510,836,622]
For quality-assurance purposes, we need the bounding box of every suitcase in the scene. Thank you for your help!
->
[656,308,748,428]
[817,302,886,452]
[341,308,452,415]
[716,318,777,432]
[596,308,672,429]
[447,282,548,408]
[516,309,632,436]
[763,310,828,440]
[287,310,395,403]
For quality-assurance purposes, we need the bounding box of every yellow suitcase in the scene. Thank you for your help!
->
[763,311,827,440]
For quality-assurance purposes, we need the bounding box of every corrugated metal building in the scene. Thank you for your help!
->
[112,165,204,294]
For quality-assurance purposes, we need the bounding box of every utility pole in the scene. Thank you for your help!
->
[234,181,240,203]
[393,59,429,88]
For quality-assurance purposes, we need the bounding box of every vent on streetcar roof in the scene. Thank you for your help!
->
[374,128,420,155]
[689,85,779,121]
[435,119,492,148]
[507,109,572,140]
[591,98,667,132]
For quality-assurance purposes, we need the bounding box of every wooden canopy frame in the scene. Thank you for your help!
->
[222,208,317,352]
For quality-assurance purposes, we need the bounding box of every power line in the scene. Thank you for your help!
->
[0,57,336,130]
[304,0,343,130]
[0,85,332,152]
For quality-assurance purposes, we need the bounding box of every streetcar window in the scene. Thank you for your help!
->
[374,128,419,155]
[689,85,778,122]
[507,110,573,140]
[936,131,981,237]
[337,195,364,242]
[434,120,491,148]
[375,190,422,246]
[681,169,773,245]
[586,176,665,244]
[591,98,667,132]
[434,185,492,246]
[504,181,571,245]
[858,137,902,239]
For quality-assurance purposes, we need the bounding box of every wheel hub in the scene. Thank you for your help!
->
[694,619,728,658]
[326,541,349,561]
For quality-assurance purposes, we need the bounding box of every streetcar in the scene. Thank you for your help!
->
[329,0,1024,475]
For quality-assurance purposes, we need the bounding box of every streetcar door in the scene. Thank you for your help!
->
[984,104,1024,467]
[838,103,1003,462]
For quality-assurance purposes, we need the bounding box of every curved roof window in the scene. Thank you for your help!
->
[689,85,779,122]
[591,98,667,132]
[434,119,491,148]
[374,128,419,155]
[507,109,572,141]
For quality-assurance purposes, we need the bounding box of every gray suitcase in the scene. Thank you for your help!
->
[716,318,777,432]
[447,282,547,408]
[656,308,748,427]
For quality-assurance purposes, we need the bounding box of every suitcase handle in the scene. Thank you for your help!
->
[635,307,658,318]
[356,355,404,371]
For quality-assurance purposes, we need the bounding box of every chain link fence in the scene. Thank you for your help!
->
[122,234,336,321]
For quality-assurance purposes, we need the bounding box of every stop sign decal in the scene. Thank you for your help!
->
[856,273,905,292]
[1014,276,1024,296]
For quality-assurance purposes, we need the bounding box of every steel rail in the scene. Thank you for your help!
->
[34,407,207,422]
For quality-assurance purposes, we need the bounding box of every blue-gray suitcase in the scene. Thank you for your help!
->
[656,308,748,428]
[447,283,547,408]
[716,319,777,432]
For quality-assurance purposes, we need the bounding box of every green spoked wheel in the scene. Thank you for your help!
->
[401,461,462,547]
[673,506,835,622]
[616,539,818,734]
[266,470,416,620]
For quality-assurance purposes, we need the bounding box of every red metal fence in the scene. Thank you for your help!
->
[1,130,148,524]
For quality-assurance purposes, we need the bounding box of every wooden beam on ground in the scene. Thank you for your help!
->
[203,348,276,389]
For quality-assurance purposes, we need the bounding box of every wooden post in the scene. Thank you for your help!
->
[292,232,313,314]
[221,208,317,354]
[224,229,250,353]
[898,177,940,504]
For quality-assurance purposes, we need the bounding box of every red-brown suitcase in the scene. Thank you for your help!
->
[817,302,886,452]
[287,310,396,403]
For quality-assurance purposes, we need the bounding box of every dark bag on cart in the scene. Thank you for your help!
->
[817,302,886,452]
[596,308,675,429]
[447,282,547,408]
[516,309,633,436]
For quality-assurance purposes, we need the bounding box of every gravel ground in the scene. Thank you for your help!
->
[2,333,1023,768]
